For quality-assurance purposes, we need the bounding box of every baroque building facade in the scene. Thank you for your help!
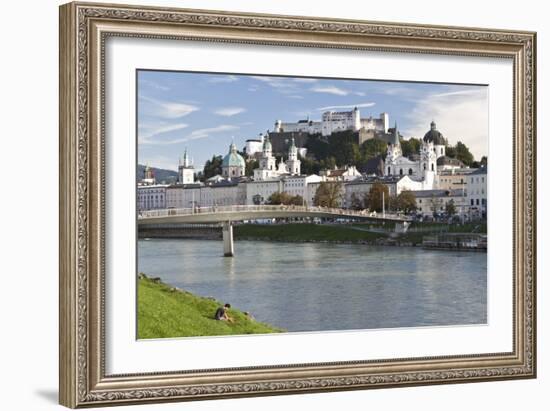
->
[253,135,301,181]
[384,121,446,190]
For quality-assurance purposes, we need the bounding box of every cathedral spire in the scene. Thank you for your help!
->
[391,121,399,145]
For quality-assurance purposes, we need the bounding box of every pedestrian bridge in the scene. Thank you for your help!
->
[138,205,412,256]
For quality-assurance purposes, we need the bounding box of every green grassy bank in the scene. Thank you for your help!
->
[137,275,284,339]
[234,223,385,243]
[234,222,486,246]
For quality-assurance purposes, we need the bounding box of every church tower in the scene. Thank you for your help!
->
[386,123,402,161]
[142,164,156,185]
[254,135,277,180]
[259,135,276,171]
[420,120,447,188]
[384,123,402,176]
[286,137,301,175]
[178,148,195,184]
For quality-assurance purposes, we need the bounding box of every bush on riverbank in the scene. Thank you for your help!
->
[138,275,284,339]
[234,223,385,243]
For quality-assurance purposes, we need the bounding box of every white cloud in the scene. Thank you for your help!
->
[287,95,304,99]
[214,107,246,117]
[208,75,239,83]
[138,122,189,143]
[316,102,376,111]
[293,78,318,83]
[310,86,349,96]
[141,125,240,145]
[250,76,280,84]
[140,95,199,118]
[404,87,488,159]
[250,76,299,93]
[430,89,483,98]
[354,91,366,96]
[140,79,170,91]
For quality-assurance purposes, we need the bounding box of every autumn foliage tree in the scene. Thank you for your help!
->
[313,182,343,208]
[267,191,304,206]
[396,190,417,213]
[365,183,389,212]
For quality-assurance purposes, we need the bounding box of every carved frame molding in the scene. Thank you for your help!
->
[59,2,536,407]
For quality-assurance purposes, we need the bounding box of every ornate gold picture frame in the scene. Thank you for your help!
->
[59,2,536,408]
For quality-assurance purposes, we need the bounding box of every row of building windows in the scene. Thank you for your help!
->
[470,198,487,206]
[139,194,163,200]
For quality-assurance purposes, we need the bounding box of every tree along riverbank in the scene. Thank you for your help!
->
[137,274,284,339]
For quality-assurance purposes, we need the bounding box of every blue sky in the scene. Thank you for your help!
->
[137,70,488,171]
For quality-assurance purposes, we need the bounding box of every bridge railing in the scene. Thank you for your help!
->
[138,205,410,221]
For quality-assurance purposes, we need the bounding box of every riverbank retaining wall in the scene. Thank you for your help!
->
[138,224,221,240]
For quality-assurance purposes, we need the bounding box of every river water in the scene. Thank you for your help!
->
[138,239,487,332]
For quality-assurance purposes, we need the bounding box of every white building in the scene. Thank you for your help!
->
[414,189,469,219]
[246,179,283,205]
[282,175,324,204]
[178,149,195,184]
[200,181,246,207]
[467,166,487,219]
[137,184,169,211]
[166,181,247,209]
[274,118,322,135]
[244,134,265,157]
[360,112,389,133]
[166,184,201,209]
[437,168,474,191]
[321,108,361,136]
[274,109,389,137]
[384,121,446,190]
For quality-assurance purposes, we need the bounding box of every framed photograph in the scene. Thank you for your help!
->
[59,2,537,408]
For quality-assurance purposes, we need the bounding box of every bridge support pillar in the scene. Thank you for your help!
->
[394,221,410,233]
[222,221,234,257]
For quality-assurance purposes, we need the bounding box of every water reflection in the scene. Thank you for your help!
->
[138,239,487,332]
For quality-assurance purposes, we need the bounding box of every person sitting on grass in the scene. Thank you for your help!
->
[214,303,234,323]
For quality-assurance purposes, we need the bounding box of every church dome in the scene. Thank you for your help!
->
[423,121,446,145]
[222,142,246,168]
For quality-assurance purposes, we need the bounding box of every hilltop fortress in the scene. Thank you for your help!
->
[245,108,395,157]
[274,108,389,137]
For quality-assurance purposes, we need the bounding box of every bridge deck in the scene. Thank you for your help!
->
[138,205,411,225]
